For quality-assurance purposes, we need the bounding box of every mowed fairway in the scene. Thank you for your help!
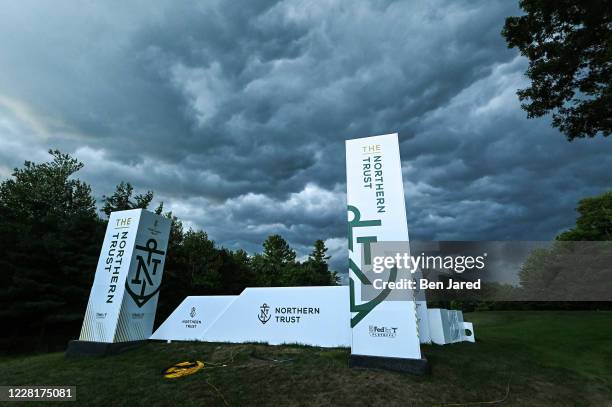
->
[1,311,610,406]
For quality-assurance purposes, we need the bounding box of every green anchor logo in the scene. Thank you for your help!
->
[347,205,397,327]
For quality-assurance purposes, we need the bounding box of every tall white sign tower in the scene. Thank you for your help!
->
[67,209,171,356]
[345,133,428,373]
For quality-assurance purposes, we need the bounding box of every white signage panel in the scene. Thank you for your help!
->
[463,322,476,343]
[416,300,431,344]
[345,133,422,359]
[427,309,475,344]
[152,290,475,349]
[79,209,171,343]
[189,286,351,347]
[150,296,237,341]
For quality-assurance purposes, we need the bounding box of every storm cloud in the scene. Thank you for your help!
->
[0,0,610,274]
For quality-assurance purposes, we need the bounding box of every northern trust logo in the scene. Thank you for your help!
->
[258,303,271,324]
[258,303,320,324]
[369,325,398,338]
[125,238,166,308]
[181,306,201,329]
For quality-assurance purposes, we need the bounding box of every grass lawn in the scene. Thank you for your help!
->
[1,311,610,406]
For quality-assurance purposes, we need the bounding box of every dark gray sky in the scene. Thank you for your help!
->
[0,0,610,275]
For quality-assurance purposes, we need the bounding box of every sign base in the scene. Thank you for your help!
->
[349,354,430,375]
[65,340,147,358]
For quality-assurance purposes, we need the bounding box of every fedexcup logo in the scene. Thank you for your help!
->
[125,238,166,308]
[258,303,271,324]
[369,325,398,338]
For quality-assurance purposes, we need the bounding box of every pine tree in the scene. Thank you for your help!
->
[263,234,297,265]
[306,240,338,285]
[309,240,330,264]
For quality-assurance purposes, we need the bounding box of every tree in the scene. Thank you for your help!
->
[181,230,223,291]
[0,150,97,219]
[0,150,344,350]
[502,1,611,140]
[557,190,611,240]
[219,249,255,294]
[518,190,612,305]
[309,239,330,264]
[101,181,153,217]
[262,234,296,265]
[252,235,296,286]
[519,240,610,302]
[0,150,103,352]
[306,240,339,285]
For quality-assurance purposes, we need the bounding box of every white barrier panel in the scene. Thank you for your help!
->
[152,286,351,348]
[79,209,171,343]
[152,291,474,348]
[202,286,351,347]
[417,302,432,344]
[427,309,475,345]
[150,296,237,341]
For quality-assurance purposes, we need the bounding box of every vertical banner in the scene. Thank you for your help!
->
[345,133,423,360]
[79,209,171,343]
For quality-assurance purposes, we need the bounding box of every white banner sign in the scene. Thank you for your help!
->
[151,296,237,341]
[152,287,351,348]
[345,133,424,359]
[152,291,476,348]
[79,209,171,343]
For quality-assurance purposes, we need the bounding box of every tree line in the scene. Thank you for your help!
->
[0,150,338,354]
[1,150,610,354]
[432,190,612,312]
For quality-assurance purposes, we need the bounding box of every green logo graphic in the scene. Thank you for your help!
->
[125,238,166,308]
[347,205,397,327]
